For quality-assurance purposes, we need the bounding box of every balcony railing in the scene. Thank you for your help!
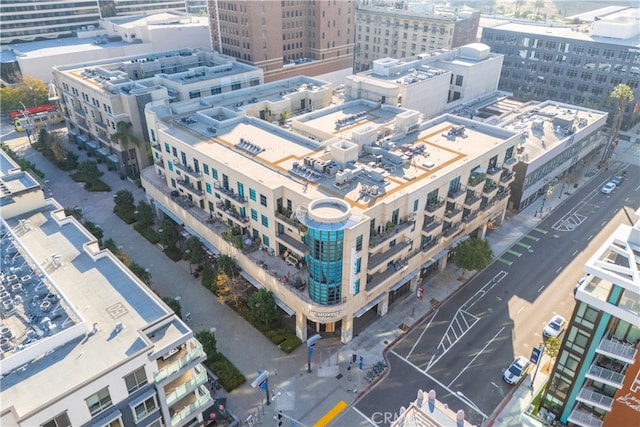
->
[171,386,213,427]
[444,206,462,219]
[174,161,202,179]
[462,211,478,224]
[155,160,165,169]
[369,221,412,248]
[500,171,515,184]
[425,199,445,213]
[568,406,603,427]
[214,182,248,204]
[486,166,501,177]
[443,224,461,238]
[596,337,637,364]
[166,365,208,407]
[154,342,205,383]
[368,238,411,270]
[151,142,161,151]
[275,210,308,233]
[467,173,486,188]
[366,257,409,291]
[497,189,511,200]
[216,201,249,224]
[447,187,465,201]
[422,219,442,233]
[575,386,613,412]
[421,236,440,252]
[585,364,625,388]
[177,180,204,198]
[504,157,517,166]
[483,182,499,196]
[463,191,481,208]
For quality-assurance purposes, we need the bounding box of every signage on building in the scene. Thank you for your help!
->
[309,310,343,318]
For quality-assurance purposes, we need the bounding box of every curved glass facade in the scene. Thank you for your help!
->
[307,228,344,305]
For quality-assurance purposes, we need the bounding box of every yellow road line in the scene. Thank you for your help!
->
[313,400,348,427]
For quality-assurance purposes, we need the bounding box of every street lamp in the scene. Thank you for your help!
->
[19,101,34,145]
[530,343,547,390]
[185,249,193,276]
[455,391,488,422]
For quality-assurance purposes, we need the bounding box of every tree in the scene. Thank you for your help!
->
[217,254,239,278]
[184,235,204,265]
[134,200,155,229]
[195,330,217,357]
[248,289,278,327]
[0,76,48,114]
[113,189,135,211]
[602,84,635,164]
[78,160,103,182]
[159,218,179,250]
[544,337,561,360]
[454,238,494,272]
[163,297,183,319]
[110,121,140,149]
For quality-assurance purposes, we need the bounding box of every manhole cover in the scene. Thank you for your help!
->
[384,340,389,345]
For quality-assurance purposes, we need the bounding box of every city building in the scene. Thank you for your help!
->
[540,208,640,427]
[52,48,262,178]
[0,150,212,427]
[0,0,190,45]
[480,7,640,127]
[354,0,480,72]
[344,43,504,119]
[468,98,608,212]
[207,0,355,82]
[390,389,474,427]
[142,86,518,343]
[2,11,212,85]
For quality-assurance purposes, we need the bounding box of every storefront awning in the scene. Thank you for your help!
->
[450,235,470,250]
[96,147,108,156]
[184,225,221,255]
[153,201,184,225]
[107,154,119,164]
[274,297,295,316]
[390,269,418,291]
[354,293,387,318]
[86,140,98,149]
[241,271,264,289]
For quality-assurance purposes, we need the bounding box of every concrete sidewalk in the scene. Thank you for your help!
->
[7,132,633,427]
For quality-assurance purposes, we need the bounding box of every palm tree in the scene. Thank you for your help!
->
[601,84,634,165]
[110,121,140,177]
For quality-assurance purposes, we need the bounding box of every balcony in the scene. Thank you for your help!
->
[276,232,308,257]
[155,340,205,383]
[585,364,625,389]
[500,170,515,184]
[497,188,511,201]
[421,236,440,252]
[504,156,517,168]
[276,210,308,233]
[74,106,86,117]
[151,142,162,151]
[462,211,478,224]
[463,191,481,209]
[155,160,165,169]
[369,220,412,249]
[366,257,409,291]
[483,181,499,197]
[422,219,442,234]
[444,205,462,221]
[368,238,411,270]
[177,180,204,200]
[596,337,637,364]
[95,120,107,130]
[447,187,465,202]
[170,386,213,427]
[214,182,248,205]
[174,161,202,179]
[575,386,613,412]
[425,199,445,214]
[486,166,501,178]
[467,173,486,190]
[166,364,208,407]
[215,201,249,225]
[443,224,461,239]
[568,406,603,427]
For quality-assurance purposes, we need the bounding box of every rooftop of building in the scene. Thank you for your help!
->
[0,152,40,207]
[390,389,474,427]
[0,36,130,63]
[104,10,207,28]
[150,97,516,214]
[0,160,185,417]
[357,1,478,21]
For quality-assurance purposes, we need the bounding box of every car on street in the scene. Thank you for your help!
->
[611,175,624,186]
[503,356,530,385]
[543,314,567,339]
[601,182,616,194]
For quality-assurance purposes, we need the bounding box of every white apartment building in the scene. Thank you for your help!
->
[52,48,262,178]
[344,43,504,119]
[0,151,211,427]
[142,92,519,343]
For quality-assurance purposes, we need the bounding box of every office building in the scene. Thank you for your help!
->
[344,43,503,119]
[354,1,480,72]
[540,208,640,427]
[390,389,474,427]
[52,49,262,178]
[142,81,519,342]
[0,0,190,45]
[207,0,355,82]
[0,150,211,427]
[480,7,640,126]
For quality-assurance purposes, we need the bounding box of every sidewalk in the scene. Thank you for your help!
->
[7,132,632,427]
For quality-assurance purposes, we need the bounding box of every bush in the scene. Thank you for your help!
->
[279,336,302,354]
[201,268,217,292]
[164,246,183,261]
[206,354,246,392]
[83,179,111,192]
[134,224,161,243]
[115,207,136,224]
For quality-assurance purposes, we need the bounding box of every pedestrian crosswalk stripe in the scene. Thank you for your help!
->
[524,234,539,241]
[507,249,522,257]
[497,258,513,266]
[534,227,547,234]
[516,242,531,249]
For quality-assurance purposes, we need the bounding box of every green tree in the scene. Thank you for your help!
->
[113,189,135,211]
[195,329,218,357]
[78,160,103,182]
[454,238,494,272]
[83,221,104,244]
[0,76,49,114]
[248,289,278,327]
[134,200,155,228]
[159,218,179,250]
[163,297,182,319]
[217,254,239,278]
[110,121,140,149]
[184,235,204,265]
[544,337,561,360]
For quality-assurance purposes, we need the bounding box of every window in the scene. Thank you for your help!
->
[249,188,256,201]
[261,215,269,227]
[206,183,212,194]
[355,235,363,251]
[132,396,158,422]
[85,387,112,416]
[251,209,258,221]
[42,412,71,427]
[260,194,267,207]
[355,257,361,274]
[455,75,463,86]
[124,367,148,394]
[413,200,419,212]
[262,235,270,246]
[353,279,360,295]
[164,143,170,153]
[212,168,218,180]
[203,164,209,175]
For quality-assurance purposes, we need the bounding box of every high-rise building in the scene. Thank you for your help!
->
[0,0,189,45]
[480,7,640,127]
[540,208,640,427]
[354,1,480,72]
[207,0,355,82]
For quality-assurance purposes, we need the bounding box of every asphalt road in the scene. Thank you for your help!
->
[352,164,640,426]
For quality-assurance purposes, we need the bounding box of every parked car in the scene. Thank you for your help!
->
[543,314,567,339]
[503,356,530,385]
[611,175,624,186]
[601,182,616,194]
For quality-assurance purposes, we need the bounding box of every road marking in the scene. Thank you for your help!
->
[524,234,539,242]
[497,258,512,265]
[406,309,438,359]
[507,249,522,257]
[517,306,525,314]
[572,250,578,256]
[313,400,347,427]
[351,407,377,426]
[447,327,505,388]
[491,382,499,389]
[496,296,502,301]
[587,234,594,241]
[534,227,547,234]
[516,242,530,249]
[538,285,545,293]
[555,267,562,274]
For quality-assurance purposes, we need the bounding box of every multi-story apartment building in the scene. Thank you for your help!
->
[540,208,640,427]
[0,150,211,427]
[344,43,504,119]
[142,87,519,343]
[0,0,190,45]
[477,99,608,212]
[207,0,355,82]
[481,7,640,126]
[52,49,262,178]
[354,0,480,72]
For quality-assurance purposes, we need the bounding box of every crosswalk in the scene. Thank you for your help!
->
[496,227,547,266]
